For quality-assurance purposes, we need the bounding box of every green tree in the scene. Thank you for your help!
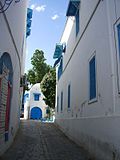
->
[41,68,56,109]
[27,49,50,84]
[27,69,36,84]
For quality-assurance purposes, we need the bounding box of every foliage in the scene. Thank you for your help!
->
[27,69,36,85]
[27,49,50,84]
[26,49,56,109]
[41,68,56,109]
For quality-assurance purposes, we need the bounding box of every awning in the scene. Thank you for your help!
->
[53,43,66,59]
[66,0,80,17]
[53,44,63,59]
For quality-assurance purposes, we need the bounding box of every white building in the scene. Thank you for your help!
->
[0,0,28,155]
[54,0,120,159]
[24,83,47,120]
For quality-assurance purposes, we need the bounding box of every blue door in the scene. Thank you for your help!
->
[30,107,42,120]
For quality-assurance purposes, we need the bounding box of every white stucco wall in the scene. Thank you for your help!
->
[24,91,30,120]
[55,0,120,159]
[24,83,47,119]
[0,0,28,155]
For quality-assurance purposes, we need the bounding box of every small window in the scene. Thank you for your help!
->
[58,58,63,80]
[57,96,59,112]
[75,9,79,36]
[34,93,40,101]
[61,91,63,111]
[89,56,96,101]
[68,84,71,108]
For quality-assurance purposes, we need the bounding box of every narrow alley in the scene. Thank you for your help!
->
[0,120,91,160]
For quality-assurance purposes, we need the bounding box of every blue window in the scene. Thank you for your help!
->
[34,93,40,101]
[75,9,79,36]
[57,96,59,112]
[58,58,63,80]
[89,56,96,100]
[117,24,120,55]
[68,84,71,108]
[61,92,63,111]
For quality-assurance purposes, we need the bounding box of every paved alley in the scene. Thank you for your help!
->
[0,120,91,160]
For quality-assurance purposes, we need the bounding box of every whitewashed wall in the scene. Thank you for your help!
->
[0,0,28,155]
[55,0,120,159]
[29,83,47,118]
[24,83,47,119]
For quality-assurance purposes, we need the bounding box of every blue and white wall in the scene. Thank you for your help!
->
[55,0,120,159]
[0,0,28,155]
[24,83,47,120]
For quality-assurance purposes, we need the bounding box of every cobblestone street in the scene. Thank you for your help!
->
[0,120,91,160]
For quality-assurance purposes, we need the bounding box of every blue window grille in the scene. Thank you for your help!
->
[117,24,120,55]
[57,96,59,112]
[75,9,79,36]
[58,58,63,80]
[34,93,40,101]
[61,92,63,111]
[68,84,71,108]
[89,56,96,100]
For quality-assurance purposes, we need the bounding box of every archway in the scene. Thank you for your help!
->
[30,107,42,120]
[0,52,13,141]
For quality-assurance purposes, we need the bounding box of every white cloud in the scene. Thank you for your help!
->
[35,5,46,12]
[30,4,35,10]
[51,14,59,20]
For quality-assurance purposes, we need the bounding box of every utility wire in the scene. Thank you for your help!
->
[0,0,20,13]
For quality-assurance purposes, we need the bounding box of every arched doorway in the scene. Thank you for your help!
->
[30,107,42,120]
[0,53,13,142]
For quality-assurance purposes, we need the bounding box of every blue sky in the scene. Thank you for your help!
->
[25,0,69,73]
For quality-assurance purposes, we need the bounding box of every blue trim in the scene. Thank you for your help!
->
[58,58,63,80]
[33,93,41,101]
[53,43,64,59]
[0,53,13,84]
[27,19,32,28]
[66,0,80,17]
[33,93,41,95]
[26,8,33,38]
[0,53,13,142]
[27,8,33,19]
[26,28,31,37]
[30,107,42,120]
[89,56,96,100]
[54,56,62,67]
